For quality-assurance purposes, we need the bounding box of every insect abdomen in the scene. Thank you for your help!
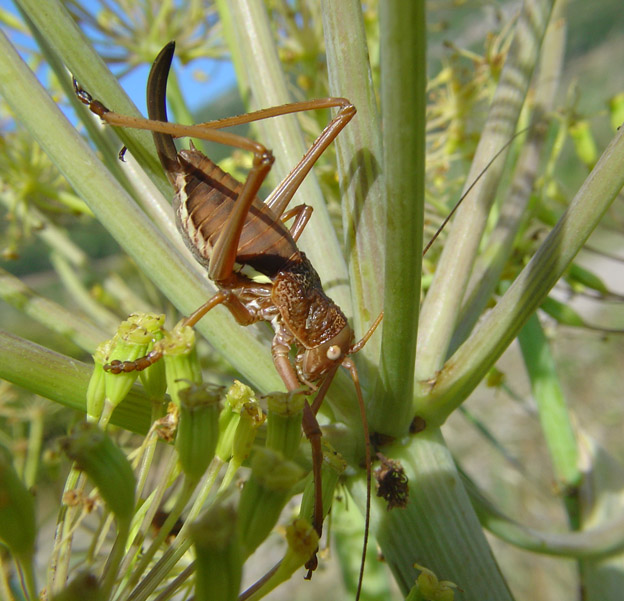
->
[176,149,300,278]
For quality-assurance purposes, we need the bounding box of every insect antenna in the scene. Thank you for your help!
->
[423,126,531,256]
[340,357,371,601]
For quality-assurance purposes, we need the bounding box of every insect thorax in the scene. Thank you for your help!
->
[272,253,349,349]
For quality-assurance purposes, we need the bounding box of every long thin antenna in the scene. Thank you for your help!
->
[423,127,530,256]
[342,358,371,601]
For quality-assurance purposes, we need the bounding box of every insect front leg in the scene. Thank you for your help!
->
[271,330,326,577]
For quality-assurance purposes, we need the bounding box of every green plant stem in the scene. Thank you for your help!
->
[125,458,224,601]
[23,407,43,490]
[414,122,624,425]
[121,449,181,594]
[350,429,514,600]
[518,314,581,520]
[49,251,119,332]
[100,519,132,599]
[321,0,385,346]
[0,331,152,434]
[16,555,38,601]
[125,477,198,593]
[369,0,425,436]
[465,473,624,557]
[47,468,83,595]
[0,557,9,600]
[450,8,566,352]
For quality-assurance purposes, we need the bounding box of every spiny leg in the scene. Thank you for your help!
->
[271,331,327,576]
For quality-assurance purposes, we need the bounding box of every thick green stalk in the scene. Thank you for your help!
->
[0,331,152,434]
[369,0,425,435]
[321,0,385,347]
[350,430,514,600]
[218,0,351,314]
[518,315,581,492]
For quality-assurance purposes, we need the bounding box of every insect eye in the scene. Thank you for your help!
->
[326,345,342,361]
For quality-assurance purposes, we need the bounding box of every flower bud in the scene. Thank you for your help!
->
[569,119,597,169]
[101,317,156,410]
[231,401,266,466]
[161,323,202,406]
[191,502,242,601]
[609,92,624,131]
[61,424,135,528]
[136,314,166,399]
[264,391,304,459]
[238,448,304,556]
[176,384,223,481]
[243,519,319,599]
[408,564,457,601]
[215,381,255,462]
[225,380,256,412]
[220,398,266,490]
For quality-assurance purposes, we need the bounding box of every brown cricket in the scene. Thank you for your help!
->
[75,41,381,598]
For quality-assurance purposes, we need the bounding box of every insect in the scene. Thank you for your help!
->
[75,42,380,597]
